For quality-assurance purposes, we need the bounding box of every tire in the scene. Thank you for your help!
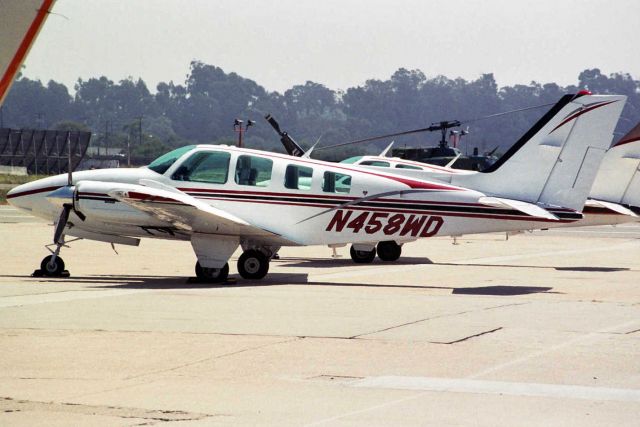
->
[40,255,65,276]
[377,241,402,262]
[237,250,269,280]
[350,246,376,263]
[195,262,229,282]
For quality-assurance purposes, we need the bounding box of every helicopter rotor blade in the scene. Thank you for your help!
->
[265,114,283,136]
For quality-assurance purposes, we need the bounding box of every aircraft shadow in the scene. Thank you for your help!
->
[275,256,433,268]
[0,273,557,295]
[276,258,629,273]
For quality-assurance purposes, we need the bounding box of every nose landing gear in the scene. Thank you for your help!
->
[33,237,79,277]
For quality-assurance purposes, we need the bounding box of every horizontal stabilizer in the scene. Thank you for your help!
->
[585,199,639,217]
[479,196,559,221]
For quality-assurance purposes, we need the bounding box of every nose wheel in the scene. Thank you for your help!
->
[237,250,269,280]
[40,255,65,276]
[195,262,229,283]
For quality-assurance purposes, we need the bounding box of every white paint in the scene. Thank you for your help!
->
[352,375,640,403]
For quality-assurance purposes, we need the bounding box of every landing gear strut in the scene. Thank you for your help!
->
[237,250,269,280]
[34,237,78,277]
[350,245,376,263]
[377,241,402,261]
[195,262,229,283]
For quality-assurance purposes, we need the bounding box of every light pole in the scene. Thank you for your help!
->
[233,119,254,148]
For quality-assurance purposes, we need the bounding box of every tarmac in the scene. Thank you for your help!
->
[0,204,639,426]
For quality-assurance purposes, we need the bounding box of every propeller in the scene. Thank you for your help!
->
[265,114,305,157]
[46,131,85,244]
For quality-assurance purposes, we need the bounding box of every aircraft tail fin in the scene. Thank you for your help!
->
[452,93,626,211]
[589,121,640,208]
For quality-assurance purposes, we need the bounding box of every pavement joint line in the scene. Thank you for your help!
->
[350,376,640,402]
[122,337,299,380]
[304,317,640,426]
[351,301,521,339]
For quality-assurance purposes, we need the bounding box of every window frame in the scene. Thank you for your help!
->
[170,150,231,184]
[234,154,274,187]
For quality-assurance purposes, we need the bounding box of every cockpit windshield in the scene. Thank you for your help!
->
[147,145,195,174]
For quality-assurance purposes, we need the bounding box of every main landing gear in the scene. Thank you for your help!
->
[237,250,270,280]
[195,262,229,283]
[376,241,402,261]
[349,241,403,264]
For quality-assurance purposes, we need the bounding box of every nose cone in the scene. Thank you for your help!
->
[6,183,30,209]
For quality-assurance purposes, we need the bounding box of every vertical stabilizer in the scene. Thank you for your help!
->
[451,93,626,211]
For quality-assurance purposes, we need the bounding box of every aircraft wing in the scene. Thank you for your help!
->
[108,184,299,245]
[1,0,56,105]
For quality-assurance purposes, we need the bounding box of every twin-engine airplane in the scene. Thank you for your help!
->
[7,92,626,281]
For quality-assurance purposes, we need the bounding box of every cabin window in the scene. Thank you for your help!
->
[171,151,230,183]
[360,160,390,167]
[235,155,273,187]
[284,165,313,190]
[395,164,423,170]
[323,171,351,194]
[148,145,195,174]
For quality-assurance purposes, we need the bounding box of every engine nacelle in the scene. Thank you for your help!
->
[74,181,164,225]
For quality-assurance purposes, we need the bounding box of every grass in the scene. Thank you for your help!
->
[0,174,49,185]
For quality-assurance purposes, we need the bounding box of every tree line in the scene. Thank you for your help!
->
[2,62,639,162]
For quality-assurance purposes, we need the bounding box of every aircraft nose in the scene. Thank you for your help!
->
[6,183,30,209]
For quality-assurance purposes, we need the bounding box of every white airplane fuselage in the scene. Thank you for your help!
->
[8,145,581,247]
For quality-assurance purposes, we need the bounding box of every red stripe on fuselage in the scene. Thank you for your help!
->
[6,185,60,199]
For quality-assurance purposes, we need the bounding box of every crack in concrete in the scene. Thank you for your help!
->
[351,302,526,339]
[429,327,503,344]
[0,397,216,422]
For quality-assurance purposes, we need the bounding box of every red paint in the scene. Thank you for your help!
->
[6,185,60,199]
[0,0,55,103]
[549,100,617,134]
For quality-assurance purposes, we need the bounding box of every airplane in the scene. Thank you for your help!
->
[0,0,56,105]
[7,92,626,281]
[337,119,640,228]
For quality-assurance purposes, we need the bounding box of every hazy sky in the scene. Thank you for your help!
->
[21,0,640,93]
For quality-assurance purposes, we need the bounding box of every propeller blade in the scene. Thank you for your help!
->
[67,131,73,186]
[53,205,71,244]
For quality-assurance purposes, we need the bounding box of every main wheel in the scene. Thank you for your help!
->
[350,246,376,263]
[40,255,65,276]
[195,262,229,282]
[377,241,402,261]
[237,250,269,280]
